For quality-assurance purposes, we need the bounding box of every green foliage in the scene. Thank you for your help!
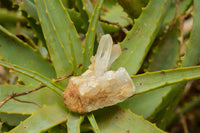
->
[35,0,82,79]
[148,0,200,128]
[82,0,104,71]
[0,0,199,132]
[0,25,56,86]
[121,22,180,118]
[87,113,100,133]
[118,0,148,19]
[95,106,165,133]
[8,104,68,133]
[67,114,84,133]
[0,113,28,126]
[0,84,62,114]
[111,0,171,75]
[100,3,132,33]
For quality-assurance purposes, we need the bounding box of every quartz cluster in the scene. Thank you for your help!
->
[63,34,135,113]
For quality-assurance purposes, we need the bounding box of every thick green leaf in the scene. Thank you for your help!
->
[15,0,38,19]
[111,0,171,75]
[81,0,104,40]
[82,0,130,34]
[0,84,62,114]
[87,113,100,133]
[82,0,104,72]
[101,3,132,30]
[148,26,180,71]
[118,0,147,19]
[121,0,191,123]
[95,106,165,133]
[120,23,180,118]
[164,0,192,24]
[16,0,86,35]
[67,8,85,33]
[0,8,26,25]
[0,122,2,133]
[147,83,184,129]
[76,0,89,31]
[181,1,200,67]
[148,0,200,128]
[81,0,94,18]
[48,124,68,133]
[35,0,71,78]
[35,0,78,80]
[8,104,68,133]
[67,113,84,133]
[44,0,83,74]
[133,66,200,94]
[0,61,63,95]
[15,0,46,45]
[0,25,56,85]
[121,88,170,118]
[0,113,29,126]
[100,3,132,33]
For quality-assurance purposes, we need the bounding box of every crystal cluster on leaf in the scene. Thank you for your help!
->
[63,34,135,113]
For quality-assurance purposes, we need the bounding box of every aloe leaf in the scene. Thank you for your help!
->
[95,106,165,133]
[118,0,146,19]
[76,0,89,30]
[121,23,180,118]
[101,3,132,26]
[148,0,200,128]
[181,2,200,67]
[81,0,93,20]
[100,3,132,33]
[0,113,29,126]
[0,122,2,133]
[15,0,46,45]
[22,12,46,46]
[44,0,83,69]
[0,25,56,85]
[15,0,38,19]
[0,61,62,95]
[148,26,180,71]
[164,0,192,24]
[136,25,179,119]
[67,8,85,33]
[0,8,26,25]
[35,0,82,80]
[82,0,104,39]
[120,0,191,123]
[48,124,68,133]
[147,83,184,129]
[87,113,100,133]
[67,113,84,133]
[0,84,62,114]
[8,104,68,133]
[133,66,200,94]
[16,0,85,36]
[111,0,171,75]
[82,0,104,72]
[35,0,72,78]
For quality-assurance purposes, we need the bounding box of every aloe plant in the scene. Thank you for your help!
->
[0,0,199,132]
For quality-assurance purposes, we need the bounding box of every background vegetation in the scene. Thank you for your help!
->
[0,0,200,132]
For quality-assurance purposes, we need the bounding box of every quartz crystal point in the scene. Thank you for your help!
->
[63,34,135,113]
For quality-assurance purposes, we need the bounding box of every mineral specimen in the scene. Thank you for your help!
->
[62,34,135,113]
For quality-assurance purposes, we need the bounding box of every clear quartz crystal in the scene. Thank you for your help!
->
[62,34,135,113]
